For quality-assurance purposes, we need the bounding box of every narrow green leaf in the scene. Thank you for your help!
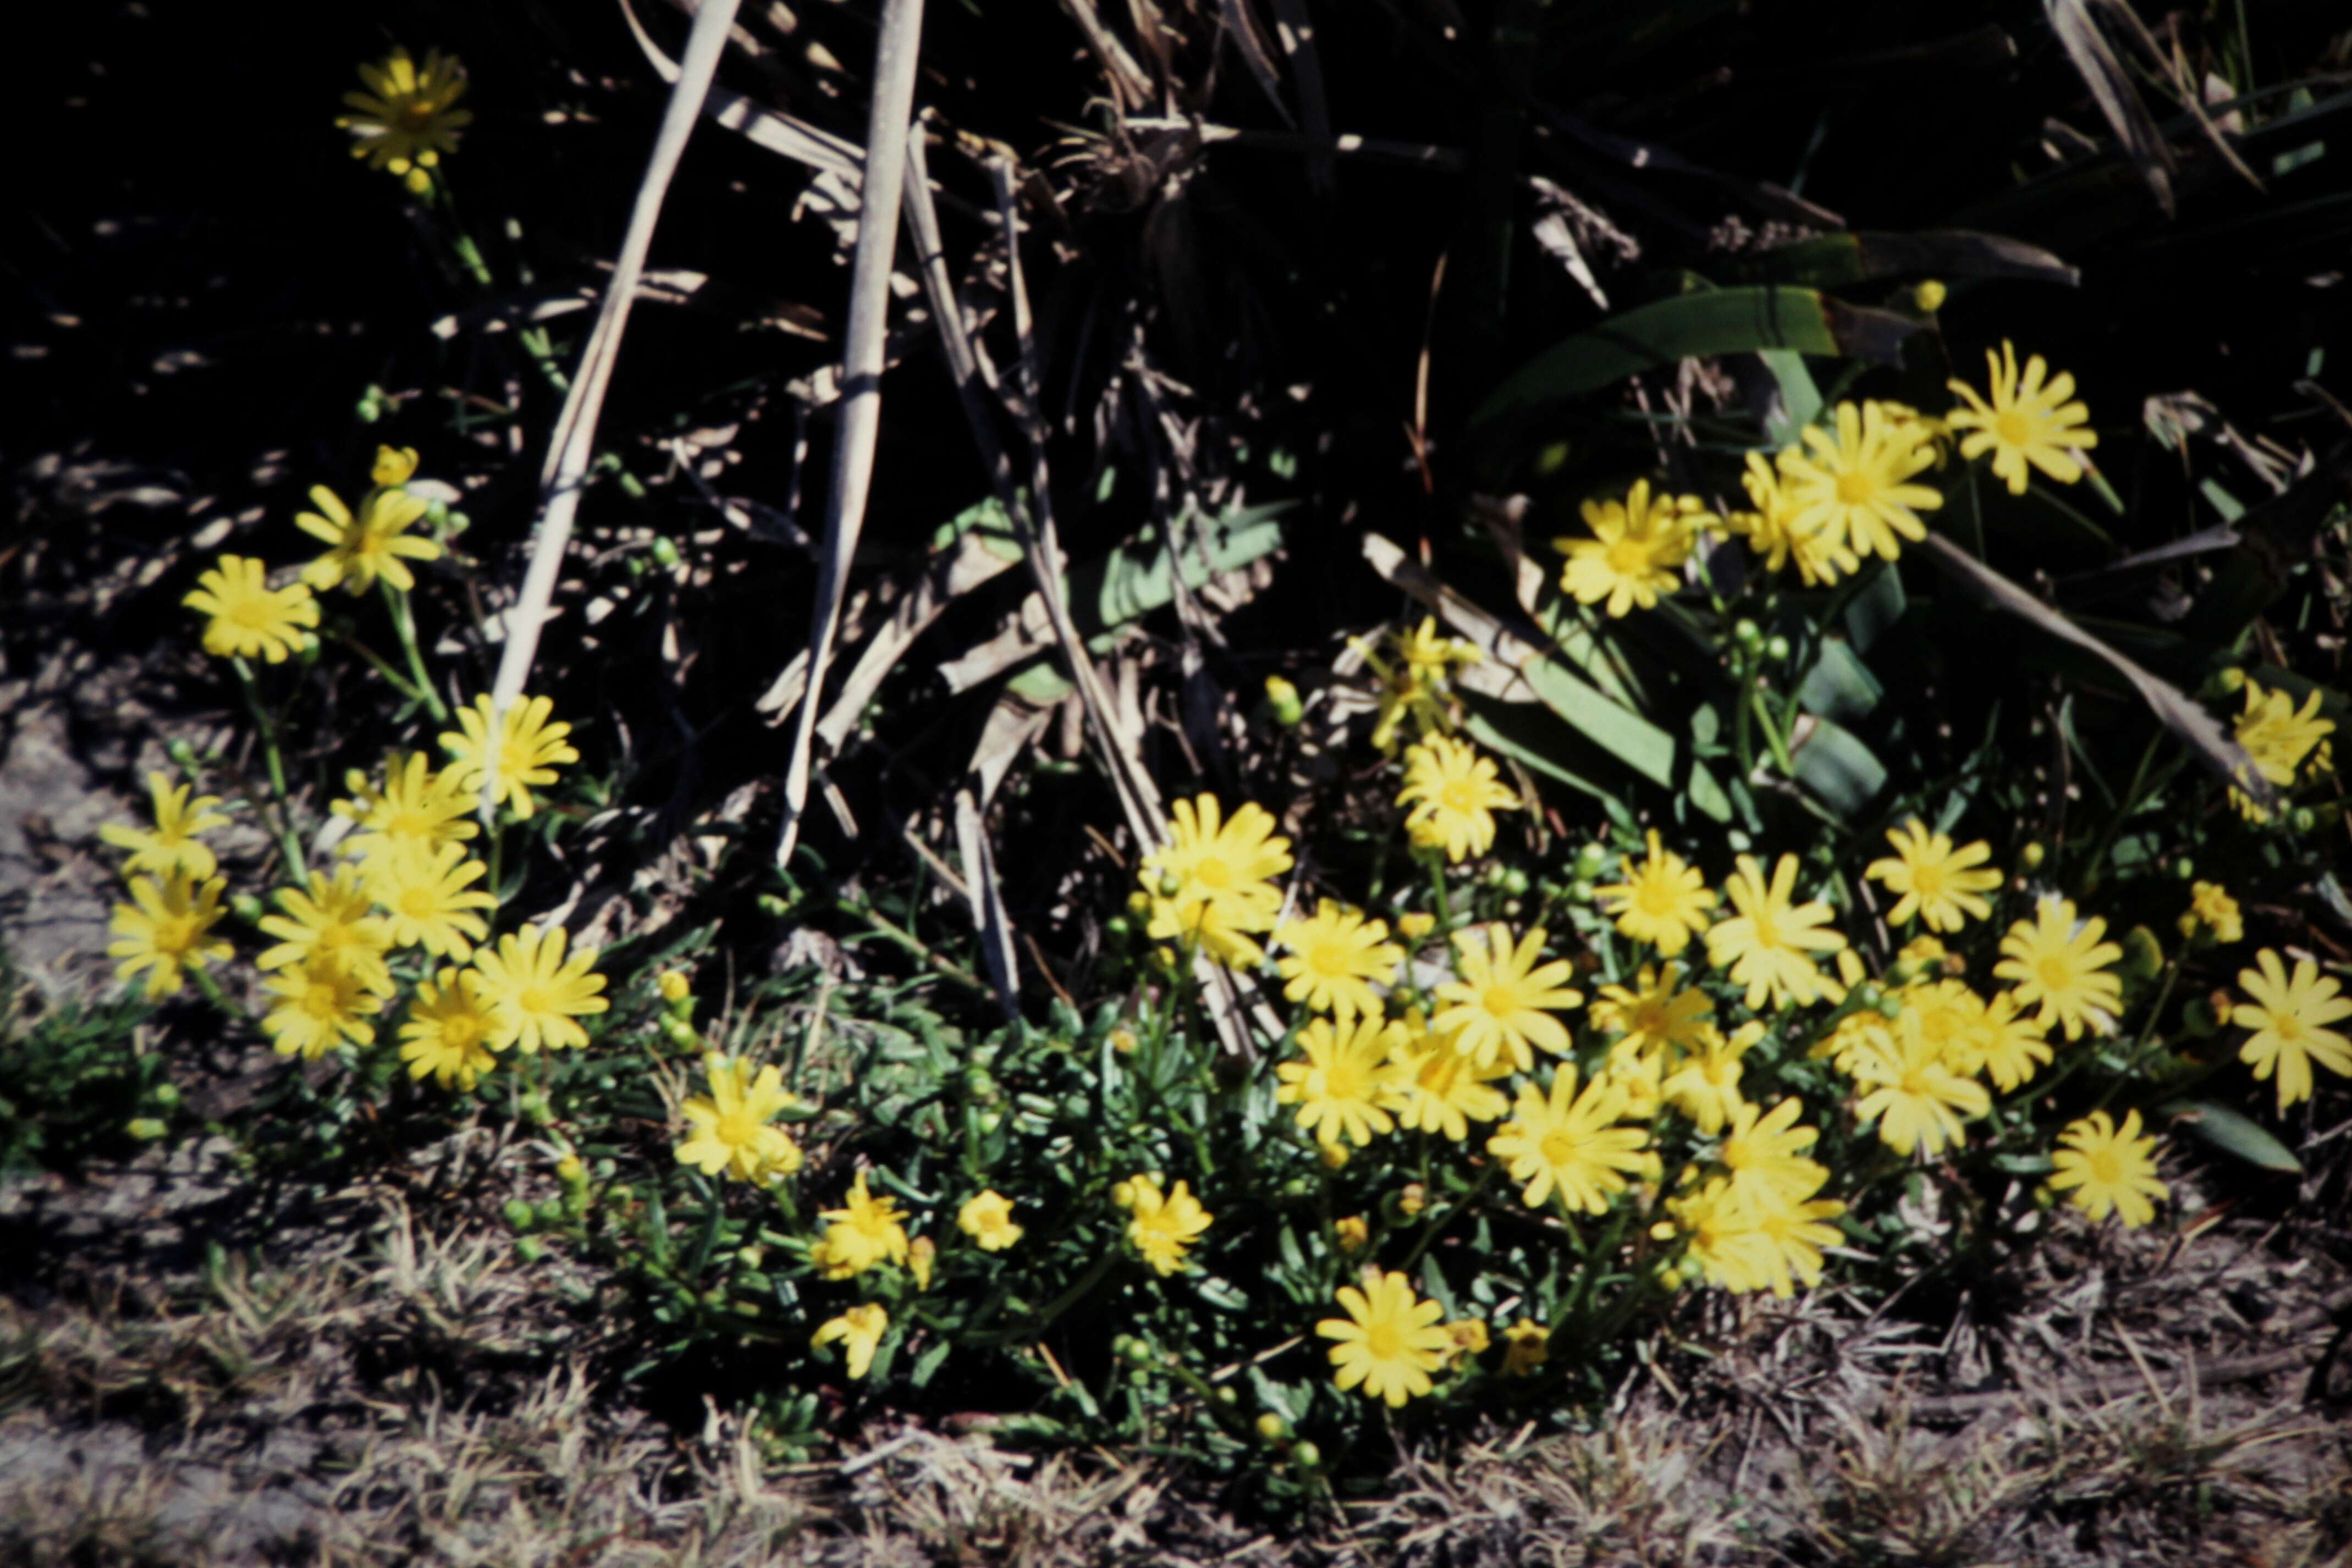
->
[1758,348,1823,447]
[2163,1100,2301,1173]
[1795,639,1883,726]
[1727,229,2078,290]
[1790,716,1887,815]
[1474,287,1927,425]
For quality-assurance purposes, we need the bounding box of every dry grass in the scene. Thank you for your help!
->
[3,1115,2347,1566]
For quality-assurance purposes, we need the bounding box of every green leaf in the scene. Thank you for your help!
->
[1795,639,1883,726]
[909,1337,954,1389]
[1725,230,2078,290]
[2163,1100,2301,1173]
[1790,716,1887,815]
[1758,349,1822,447]
[1474,287,1927,426]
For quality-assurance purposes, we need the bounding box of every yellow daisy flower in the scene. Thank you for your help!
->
[1666,1177,1779,1295]
[1276,1014,1404,1149]
[1396,735,1518,863]
[1849,1011,1990,1156]
[1486,1066,1648,1213]
[1776,400,1943,563]
[296,482,440,595]
[1136,794,1292,968]
[1124,1174,1212,1276]
[1992,896,2123,1042]
[813,1173,913,1278]
[1716,1096,1828,1208]
[2179,880,2244,945]
[2232,948,2352,1112]
[260,954,387,1060]
[1954,988,2052,1093]
[333,752,478,879]
[1588,961,1715,1058]
[1901,978,1985,1067]
[1441,1319,1490,1361]
[1863,819,2001,933]
[1944,341,2097,495]
[2229,682,2334,821]
[1431,922,1584,1072]
[256,866,396,996]
[1594,830,1716,956]
[1703,853,1848,1012]
[396,968,500,1090]
[107,871,233,1000]
[1752,1187,1848,1299]
[470,923,608,1053]
[1315,1269,1453,1408]
[1552,479,1705,617]
[1498,1318,1550,1377]
[957,1190,1023,1251]
[675,1054,803,1183]
[372,843,496,959]
[1382,1009,1513,1142]
[2048,1109,2167,1227]
[181,554,320,664]
[1659,1021,1759,1135]
[336,46,473,194]
[1367,617,1481,752]
[100,771,230,881]
[439,694,580,821]
[1274,901,1403,1022]
[810,1303,888,1380]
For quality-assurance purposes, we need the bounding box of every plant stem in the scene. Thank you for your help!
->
[381,583,450,722]
[1749,683,1799,777]
[230,656,308,876]
[839,897,992,997]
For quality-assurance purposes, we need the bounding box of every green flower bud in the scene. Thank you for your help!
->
[1288,1440,1323,1471]
[1574,841,1609,878]
[1499,867,1530,897]
[1568,880,1595,903]
[1255,1414,1291,1443]
[1732,619,1762,650]
[650,536,682,570]
[443,510,471,537]
[1853,982,1883,1011]
[2173,857,2195,881]
[757,894,791,918]
[1264,675,1304,728]
[535,1197,567,1227]
[503,1198,536,1232]
[230,893,266,925]
[1765,635,1791,663]
[514,1236,547,1263]
[166,738,200,770]
[1876,994,1905,1020]
[148,1081,181,1110]
[126,1117,170,1141]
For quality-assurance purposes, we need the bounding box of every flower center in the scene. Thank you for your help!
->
[1605,537,1653,576]
[1309,940,1356,980]
[1995,410,2034,446]
[716,1110,763,1148]
[1836,471,1876,506]
[1634,876,1680,918]
[517,986,553,1017]
[399,886,439,920]
[231,596,277,630]
[438,1013,482,1051]
[1482,985,1521,1019]
[2272,1014,2306,1044]
[2036,955,2075,994]
[1363,1321,1404,1361]
[1440,779,1478,813]
[1909,863,1946,898]
[2086,1149,2123,1185]
[1193,855,1233,892]
[1539,1130,1581,1167]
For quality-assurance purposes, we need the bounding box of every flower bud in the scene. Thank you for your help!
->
[1255,1414,1290,1443]
[555,1155,585,1186]
[1733,619,1762,650]
[657,970,692,1004]
[650,536,682,570]
[1334,1214,1369,1253]
[1319,1142,1351,1172]
[230,893,266,925]
[514,1236,547,1263]
[1110,1180,1136,1209]
[1396,912,1435,940]
[126,1117,170,1141]
[1574,841,1609,879]
[1765,634,1792,663]
[2019,841,2046,871]
[1263,675,1304,728]
[166,738,200,770]
[147,1081,181,1110]
[1288,1441,1323,1470]
[1397,1182,1428,1218]
[2216,667,2246,694]
[503,1199,536,1231]
[1913,278,1947,313]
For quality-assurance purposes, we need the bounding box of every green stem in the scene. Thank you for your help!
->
[381,582,450,722]
[1749,684,1799,777]
[230,657,308,877]
[326,632,427,706]
[839,897,993,997]
[1423,853,1455,935]
[1395,1162,1498,1277]
[2090,951,2189,1115]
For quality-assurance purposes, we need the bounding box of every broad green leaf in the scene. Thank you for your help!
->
[1790,716,1887,815]
[1474,287,1927,426]
[1795,639,1883,726]
[1071,503,1291,642]
[2163,1100,2302,1173]
[1758,348,1823,447]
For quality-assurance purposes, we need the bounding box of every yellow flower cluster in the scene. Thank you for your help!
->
[336,47,472,195]
[2228,680,2335,823]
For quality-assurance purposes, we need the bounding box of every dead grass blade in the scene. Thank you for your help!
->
[485,0,743,814]
[1914,534,2270,808]
[621,0,864,181]
[2045,0,2176,216]
[954,788,1021,1019]
[1268,0,1333,192]
[774,0,929,868]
